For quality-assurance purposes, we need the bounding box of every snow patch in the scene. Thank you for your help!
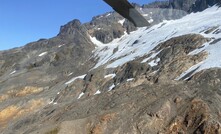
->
[65,74,86,85]
[175,61,204,80]
[127,78,134,82]
[104,73,116,78]
[94,90,101,95]
[148,19,154,23]
[77,92,84,99]
[177,40,221,80]
[38,52,47,57]
[118,19,125,25]
[148,58,160,67]
[58,44,65,48]
[106,13,111,17]
[109,84,115,91]
[9,70,16,75]
[49,98,55,104]
[141,51,161,63]
[97,15,103,19]
[143,14,149,17]
[90,36,105,47]
[68,72,73,76]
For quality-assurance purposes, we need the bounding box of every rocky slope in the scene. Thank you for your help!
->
[144,0,221,12]
[0,1,221,134]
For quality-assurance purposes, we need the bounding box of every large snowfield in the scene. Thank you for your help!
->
[91,6,221,80]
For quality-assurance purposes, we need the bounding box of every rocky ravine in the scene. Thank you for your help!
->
[1,1,221,134]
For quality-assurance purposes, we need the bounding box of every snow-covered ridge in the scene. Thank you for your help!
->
[90,6,221,79]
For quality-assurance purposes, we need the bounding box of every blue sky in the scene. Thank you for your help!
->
[0,0,154,50]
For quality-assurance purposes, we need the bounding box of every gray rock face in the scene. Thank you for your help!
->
[85,12,136,44]
[169,0,198,12]
[191,0,221,12]
[169,0,221,12]
[143,1,170,8]
[144,0,221,13]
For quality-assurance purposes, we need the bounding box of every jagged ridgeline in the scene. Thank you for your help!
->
[144,0,221,12]
[0,0,221,133]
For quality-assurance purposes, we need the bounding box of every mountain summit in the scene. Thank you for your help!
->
[0,0,221,133]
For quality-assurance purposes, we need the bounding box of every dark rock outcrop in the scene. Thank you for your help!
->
[191,0,221,12]
[85,12,136,44]
[169,0,221,12]
[144,0,221,13]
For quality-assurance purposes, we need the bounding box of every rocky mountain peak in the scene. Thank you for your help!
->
[58,19,85,37]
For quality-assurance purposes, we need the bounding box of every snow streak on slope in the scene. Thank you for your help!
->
[91,6,221,79]
[65,74,86,85]
[38,52,48,57]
